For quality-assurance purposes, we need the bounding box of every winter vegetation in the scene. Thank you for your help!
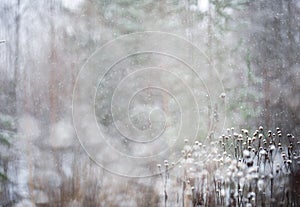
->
[0,0,299,206]
[158,127,300,206]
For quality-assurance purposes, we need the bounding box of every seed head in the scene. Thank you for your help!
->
[270,145,275,151]
[259,149,267,156]
[220,93,226,98]
[243,150,250,158]
[253,130,259,137]
[245,130,249,135]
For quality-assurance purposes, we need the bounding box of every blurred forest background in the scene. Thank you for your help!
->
[0,0,299,206]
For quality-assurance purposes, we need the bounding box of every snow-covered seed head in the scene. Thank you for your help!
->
[244,130,249,135]
[184,139,189,143]
[253,130,258,137]
[281,153,286,158]
[259,126,263,131]
[248,191,255,199]
[243,150,250,158]
[157,164,161,169]
[238,134,243,141]
[260,149,267,156]
[259,134,263,139]
[220,93,226,98]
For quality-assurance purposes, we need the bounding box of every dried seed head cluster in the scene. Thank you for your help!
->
[158,126,299,206]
